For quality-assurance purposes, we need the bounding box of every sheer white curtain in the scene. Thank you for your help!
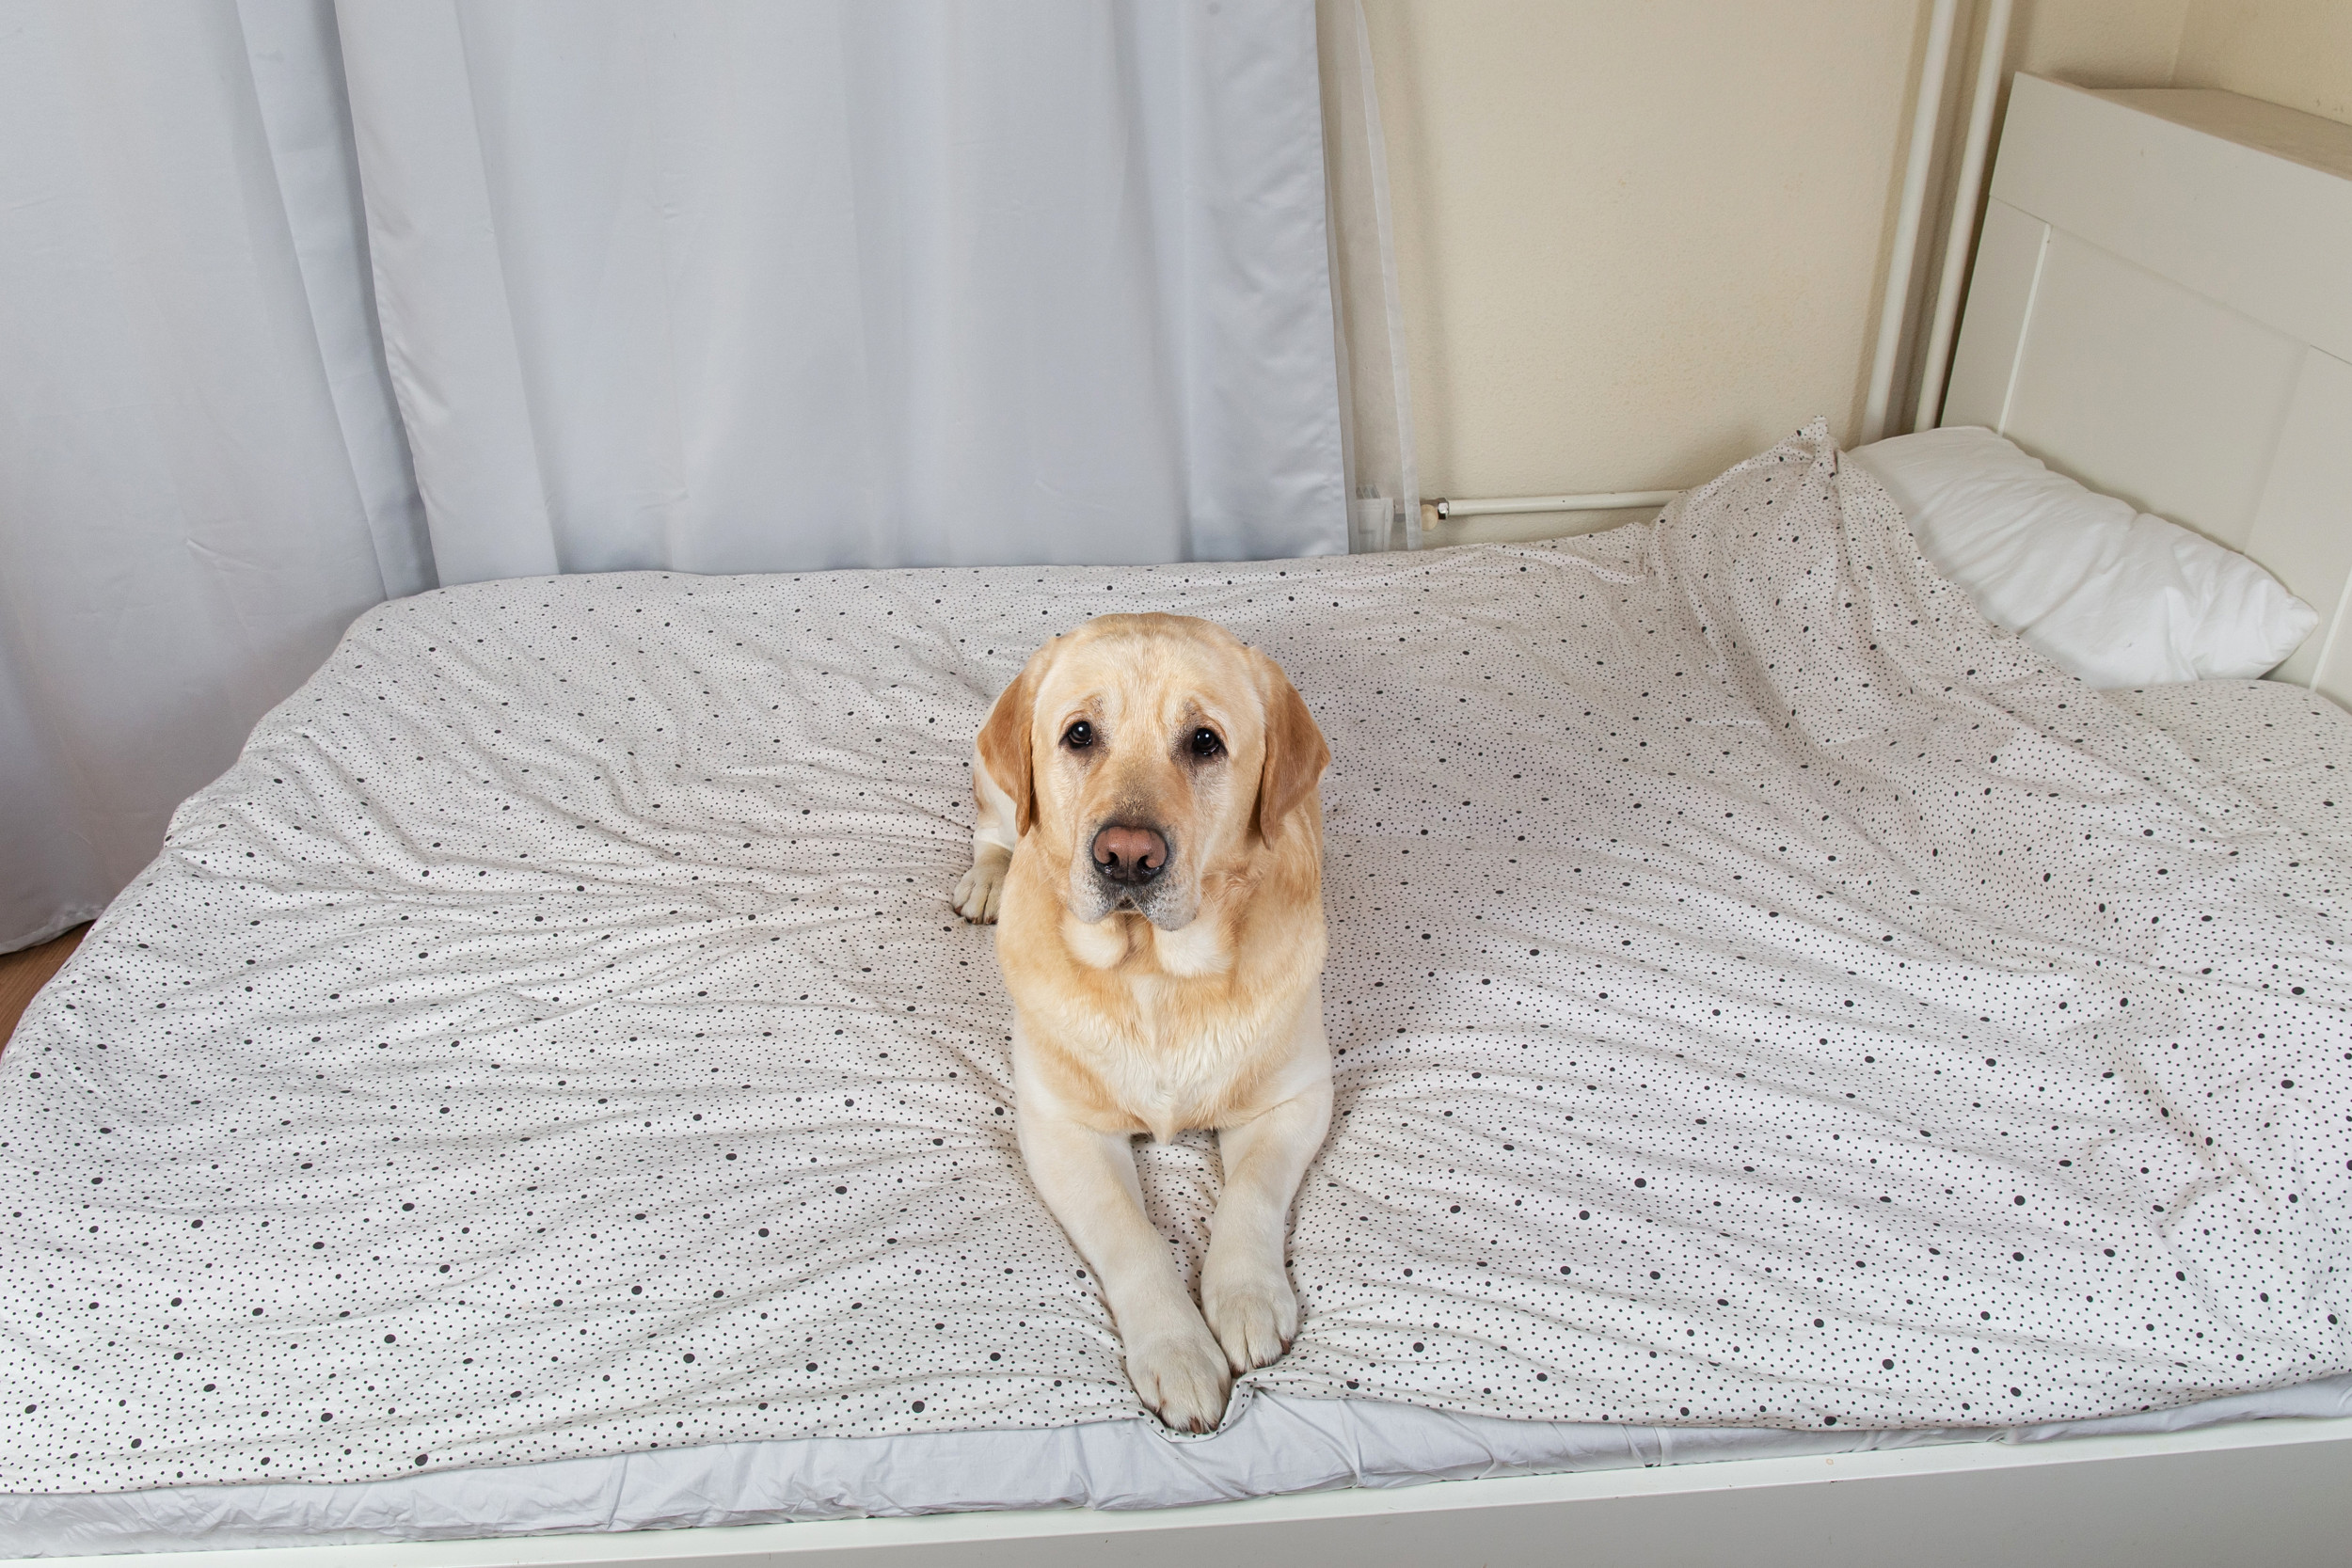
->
[1319,0,1418,553]
[0,0,1360,951]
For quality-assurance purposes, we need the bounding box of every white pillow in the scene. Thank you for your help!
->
[1849,427,2318,687]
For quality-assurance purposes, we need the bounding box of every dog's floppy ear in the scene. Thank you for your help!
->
[976,647,1050,837]
[1251,655,1328,844]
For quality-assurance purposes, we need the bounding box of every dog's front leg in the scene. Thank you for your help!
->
[951,744,1018,923]
[1016,1094,1231,1432]
[1202,1060,1331,1374]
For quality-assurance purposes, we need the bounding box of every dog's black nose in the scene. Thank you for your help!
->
[1091,824,1168,885]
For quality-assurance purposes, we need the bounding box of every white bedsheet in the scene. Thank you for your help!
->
[4,425,2348,1519]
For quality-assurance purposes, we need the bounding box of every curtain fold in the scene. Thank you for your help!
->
[1318,0,1418,552]
[0,0,1358,951]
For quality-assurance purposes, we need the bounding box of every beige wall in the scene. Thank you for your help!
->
[2010,0,2191,86]
[2176,0,2352,121]
[1367,0,2345,531]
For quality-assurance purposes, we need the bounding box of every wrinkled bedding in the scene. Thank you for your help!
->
[3,424,2347,1499]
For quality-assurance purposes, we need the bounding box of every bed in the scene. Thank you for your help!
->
[6,76,2352,1568]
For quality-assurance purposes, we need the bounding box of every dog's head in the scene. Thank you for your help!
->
[977,614,1327,930]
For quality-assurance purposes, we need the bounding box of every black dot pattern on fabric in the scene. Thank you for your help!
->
[1,423,2346,1493]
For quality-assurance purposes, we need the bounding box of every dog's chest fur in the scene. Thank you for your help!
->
[999,861,1323,1140]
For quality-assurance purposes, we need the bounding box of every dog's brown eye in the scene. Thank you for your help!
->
[1189,727,1223,758]
[1062,721,1094,749]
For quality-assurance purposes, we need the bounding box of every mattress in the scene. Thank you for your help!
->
[5,425,2349,1551]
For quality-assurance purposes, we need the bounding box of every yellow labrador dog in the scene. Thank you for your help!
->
[951,613,1331,1432]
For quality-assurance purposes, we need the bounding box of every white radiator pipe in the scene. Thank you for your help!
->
[1860,0,1961,445]
[1913,0,2014,433]
[1431,490,1680,519]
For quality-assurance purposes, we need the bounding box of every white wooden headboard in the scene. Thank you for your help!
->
[1943,74,2352,703]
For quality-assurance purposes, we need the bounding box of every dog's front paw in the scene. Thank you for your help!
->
[1123,1316,1232,1433]
[951,851,1008,924]
[1202,1263,1299,1375]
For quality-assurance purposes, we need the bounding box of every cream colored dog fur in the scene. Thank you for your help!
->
[951,613,1331,1432]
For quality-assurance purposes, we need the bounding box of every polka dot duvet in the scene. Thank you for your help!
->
[4,423,2347,1496]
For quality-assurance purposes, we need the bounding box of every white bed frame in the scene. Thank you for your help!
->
[1943,75,2352,705]
[17,73,2352,1568]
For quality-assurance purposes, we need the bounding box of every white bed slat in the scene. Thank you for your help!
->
[1998,230,2302,549]
[2251,348,2352,694]
[1938,198,2045,434]
[1988,80,2352,365]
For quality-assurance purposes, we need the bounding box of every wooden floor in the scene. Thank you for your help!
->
[0,925,87,1052]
